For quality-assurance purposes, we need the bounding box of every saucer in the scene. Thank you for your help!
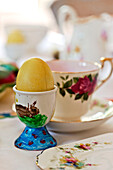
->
[47,99,113,132]
[36,133,113,169]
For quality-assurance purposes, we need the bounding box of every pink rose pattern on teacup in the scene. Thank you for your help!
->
[56,74,98,102]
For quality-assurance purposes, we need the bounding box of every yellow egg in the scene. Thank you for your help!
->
[16,58,54,92]
[7,30,25,44]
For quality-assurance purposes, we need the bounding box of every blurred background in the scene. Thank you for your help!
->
[0,0,62,65]
[0,0,113,66]
[0,0,60,110]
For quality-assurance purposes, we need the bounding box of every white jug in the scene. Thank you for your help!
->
[56,5,113,62]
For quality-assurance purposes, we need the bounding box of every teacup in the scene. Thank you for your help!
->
[47,58,113,121]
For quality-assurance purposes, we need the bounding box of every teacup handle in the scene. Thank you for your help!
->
[95,57,113,91]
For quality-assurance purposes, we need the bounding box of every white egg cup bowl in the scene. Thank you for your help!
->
[13,85,57,150]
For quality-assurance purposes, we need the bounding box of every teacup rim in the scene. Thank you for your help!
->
[47,60,101,74]
[13,85,57,95]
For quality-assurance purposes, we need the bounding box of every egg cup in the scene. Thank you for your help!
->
[13,85,57,150]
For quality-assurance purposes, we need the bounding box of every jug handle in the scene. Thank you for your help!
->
[58,5,77,33]
[95,57,113,91]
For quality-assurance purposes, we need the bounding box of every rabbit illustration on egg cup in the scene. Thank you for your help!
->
[13,85,57,150]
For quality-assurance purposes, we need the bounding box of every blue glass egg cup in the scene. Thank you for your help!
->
[13,85,57,151]
[15,126,57,150]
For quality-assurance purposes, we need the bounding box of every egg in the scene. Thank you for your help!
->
[16,58,54,92]
[7,30,25,44]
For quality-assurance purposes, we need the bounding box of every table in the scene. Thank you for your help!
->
[0,71,113,170]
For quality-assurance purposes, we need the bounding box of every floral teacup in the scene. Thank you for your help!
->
[47,58,113,121]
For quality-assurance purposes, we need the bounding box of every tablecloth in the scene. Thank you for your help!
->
[1,75,113,170]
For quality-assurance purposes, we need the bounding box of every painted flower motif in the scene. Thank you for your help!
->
[65,151,71,153]
[90,99,108,109]
[65,157,78,163]
[57,73,98,102]
[80,144,91,150]
[59,155,97,169]
[88,77,97,95]
[74,144,91,150]
[75,46,80,53]
[101,30,108,41]
[60,156,85,168]
[93,142,99,145]
[67,45,71,54]
[71,76,92,94]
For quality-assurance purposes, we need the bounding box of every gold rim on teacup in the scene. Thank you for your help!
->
[47,59,101,74]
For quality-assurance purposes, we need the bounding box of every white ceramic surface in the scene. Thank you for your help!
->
[5,43,26,61]
[37,133,113,169]
[47,99,113,132]
[13,85,57,127]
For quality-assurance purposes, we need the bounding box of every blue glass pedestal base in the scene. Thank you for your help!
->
[15,126,57,150]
